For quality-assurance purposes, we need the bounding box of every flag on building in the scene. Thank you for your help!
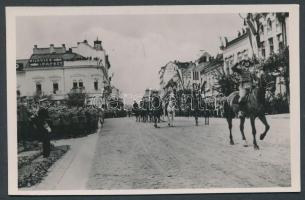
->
[246,13,259,58]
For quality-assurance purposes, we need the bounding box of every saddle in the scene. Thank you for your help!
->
[227,91,240,113]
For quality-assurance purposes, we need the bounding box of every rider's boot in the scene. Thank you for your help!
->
[238,97,246,118]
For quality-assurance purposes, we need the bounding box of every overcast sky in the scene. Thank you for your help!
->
[16,14,243,98]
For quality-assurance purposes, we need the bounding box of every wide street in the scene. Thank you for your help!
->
[32,115,291,190]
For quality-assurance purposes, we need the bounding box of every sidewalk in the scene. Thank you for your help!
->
[29,128,100,190]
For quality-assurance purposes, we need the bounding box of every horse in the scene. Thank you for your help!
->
[223,74,270,150]
[150,95,162,128]
[133,107,140,122]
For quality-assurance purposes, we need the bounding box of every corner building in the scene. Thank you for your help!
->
[16,39,111,99]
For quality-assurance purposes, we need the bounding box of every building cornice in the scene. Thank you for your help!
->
[24,65,103,71]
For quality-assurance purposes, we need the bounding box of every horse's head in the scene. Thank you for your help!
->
[251,70,268,104]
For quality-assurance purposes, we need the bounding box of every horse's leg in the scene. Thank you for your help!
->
[154,114,159,128]
[250,116,259,150]
[240,117,248,147]
[226,117,234,145]
[258,114,270,140]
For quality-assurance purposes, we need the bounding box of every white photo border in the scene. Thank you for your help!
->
[6,4,300,195]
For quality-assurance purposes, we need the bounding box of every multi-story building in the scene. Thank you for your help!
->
[221,31,253,75]
[255,13,289,59]
[200,54,224,98]
[16,39,111,101]
[195,51,211,88]
[248,12,289,95]
[159,61,196,100]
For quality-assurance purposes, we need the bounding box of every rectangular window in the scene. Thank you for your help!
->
[36,83,42,94]
[94,81,98,90]
[269,38,274,55]
[53,83,59,94]
[193,72,198,80]
[260,41,266,58]
[73,82,78,89]
[276,19,281,32]
[267,20,272,35]
[277,34,283,50]
[79,81,83,88]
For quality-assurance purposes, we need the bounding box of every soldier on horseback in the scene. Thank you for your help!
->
[132,100,139,121]
[151,91,161,128]
[231,59,255,118]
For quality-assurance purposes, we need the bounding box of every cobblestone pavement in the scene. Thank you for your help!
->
[87,115,291,189]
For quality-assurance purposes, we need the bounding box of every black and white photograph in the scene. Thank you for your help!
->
[6,5,300,195]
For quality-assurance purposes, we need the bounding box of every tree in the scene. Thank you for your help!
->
[67,88,87,107]
[261,46,289,104]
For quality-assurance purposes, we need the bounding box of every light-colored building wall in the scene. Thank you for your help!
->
[17,66,105,97]
[160,62,178,89]
[258,13,282,58]
[17,39,110,98]
[255,13,289,96]
[16,71,27,96]
[222,34,253,75]
[257,13,289,59]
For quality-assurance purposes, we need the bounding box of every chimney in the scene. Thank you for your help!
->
[50,44,55,53]
[62,44,66,51]
[33,45,38,54]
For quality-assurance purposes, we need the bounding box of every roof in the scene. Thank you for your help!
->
[196,62,209,72]
[196,51,211,64]
[16,59,29,71]
[30,52,84,61]
[33,46,66,54]
[223,33,249,49]
[200,54,223,74]
[174,61,193,69]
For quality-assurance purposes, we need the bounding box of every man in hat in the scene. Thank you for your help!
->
[37,98,52,158]
[231,59,254,117]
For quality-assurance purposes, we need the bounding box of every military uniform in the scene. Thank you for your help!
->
[231,59,254,117]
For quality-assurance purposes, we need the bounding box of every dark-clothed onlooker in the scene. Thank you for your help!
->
[36,100,52,158]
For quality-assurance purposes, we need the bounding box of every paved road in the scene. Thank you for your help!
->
[87,115,291,189]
